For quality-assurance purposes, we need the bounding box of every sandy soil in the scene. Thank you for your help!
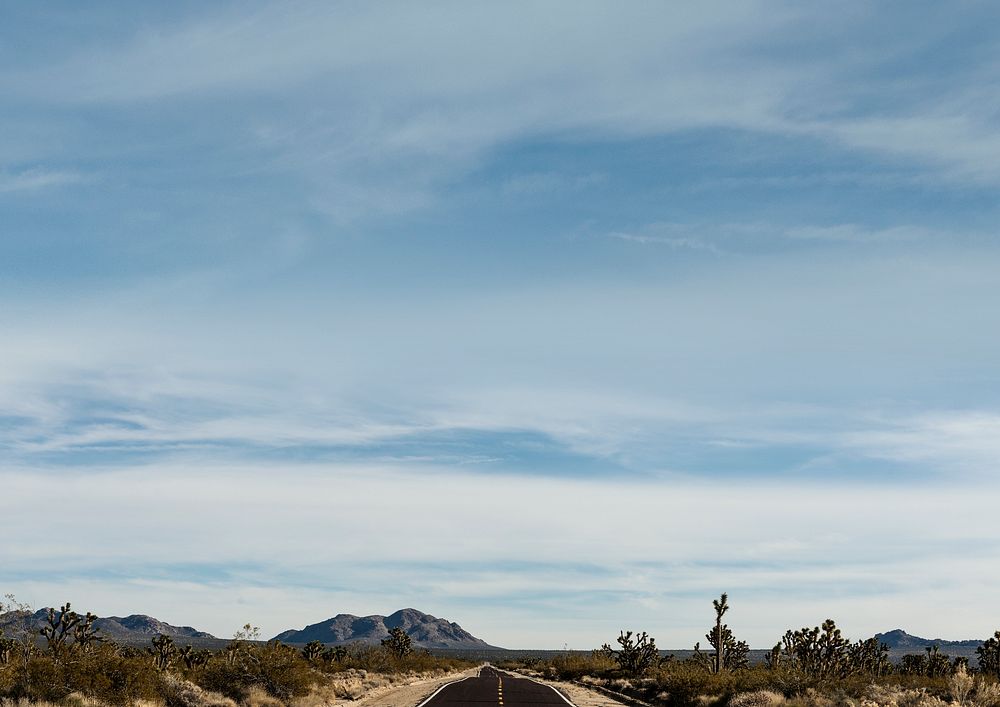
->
[350,667,481,707]
[351,666,629,707]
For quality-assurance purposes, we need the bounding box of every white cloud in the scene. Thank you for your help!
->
[1,246,999,479]
[842,411,1000,471]
[2,462,998,647]
[10,2,1000,190]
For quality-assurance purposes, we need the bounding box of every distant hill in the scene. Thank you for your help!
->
[273,608,499,649]
[0,609,216,644]
[875,629,983,650]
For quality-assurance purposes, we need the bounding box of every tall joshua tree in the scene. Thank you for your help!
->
[711,593,729,673]
[151,634,176,671]
[694,593,749,673]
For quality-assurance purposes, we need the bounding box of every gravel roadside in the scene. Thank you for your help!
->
[348,667,481,707]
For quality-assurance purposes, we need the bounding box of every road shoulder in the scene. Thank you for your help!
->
[495,669,631,707]
[348,667,480,707]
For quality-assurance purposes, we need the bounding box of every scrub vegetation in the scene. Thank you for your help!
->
[501,595,1000,707]
[4,594,1000,707]
[0,597,470,707]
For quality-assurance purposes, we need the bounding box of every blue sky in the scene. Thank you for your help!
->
[3,1,1000,648]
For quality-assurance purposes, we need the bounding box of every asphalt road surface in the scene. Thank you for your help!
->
[419,666,573,707]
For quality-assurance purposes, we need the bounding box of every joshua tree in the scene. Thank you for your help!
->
[925,644,952,678]
[777,620,851,678]
[710,593,729,673]
[323,645,348,663]
[901,653,928,675]
[764,642,784,670]
[302,640,325,662]
[151,633,177,671]
[977,631,1000,678]
[847,637,892,677]
[382,627,413,658]
[693,593,749,673]
[40,603,100,655]
[178,644,211,669]
[602,630,661,677]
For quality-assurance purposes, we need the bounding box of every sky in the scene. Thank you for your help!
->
[2,1,1000,649]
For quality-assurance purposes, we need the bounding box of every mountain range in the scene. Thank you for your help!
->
[272,608,499,649]
[0,609,216,643]
[874,629,984,650]
[2,609,977,653]
[0,607,495,649]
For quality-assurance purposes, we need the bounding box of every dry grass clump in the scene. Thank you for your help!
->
[321,668,392,699]
[243,687,286,707]
[857,684,948,707]
[950,665,976,706]
[287,685,337,707]
[729,690,787,707]
[158,675,237,707]
[975,681,1000,707]
[0,696,104,707]
[0,697,162,707]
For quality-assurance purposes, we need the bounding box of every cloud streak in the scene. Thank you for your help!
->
[3,462,999,647]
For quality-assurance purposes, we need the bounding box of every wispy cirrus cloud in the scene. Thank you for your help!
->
[4,462,999,646]
[608,220,975,253]
[0,167,88,193]
[3,2,1000,648]
[5,0,1000,219]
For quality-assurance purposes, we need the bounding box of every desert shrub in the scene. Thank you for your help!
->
[160,674,238,707]
[729,690,787,707]
[974,678,1000,707]
[648,664,791,707]
[335,643,393,674]
[244,686,286,707]
[545,651,616,680]
[17,656,64,703]
[308,642,469,676]
[3,643,161,705]
[950,664,975,705]
[193,641,316,702]
[66,645,162,706]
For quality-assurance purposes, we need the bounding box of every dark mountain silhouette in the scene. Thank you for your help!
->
[875,629,983,650]
[273,608,499,649]
[0,609,215,643]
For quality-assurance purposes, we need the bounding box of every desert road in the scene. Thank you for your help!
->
[419,666,574,707]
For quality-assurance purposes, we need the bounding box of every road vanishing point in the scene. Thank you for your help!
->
[418,666,575,707]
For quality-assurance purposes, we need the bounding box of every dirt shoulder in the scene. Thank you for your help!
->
[348,666,481,707]
[493,669,632,707]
